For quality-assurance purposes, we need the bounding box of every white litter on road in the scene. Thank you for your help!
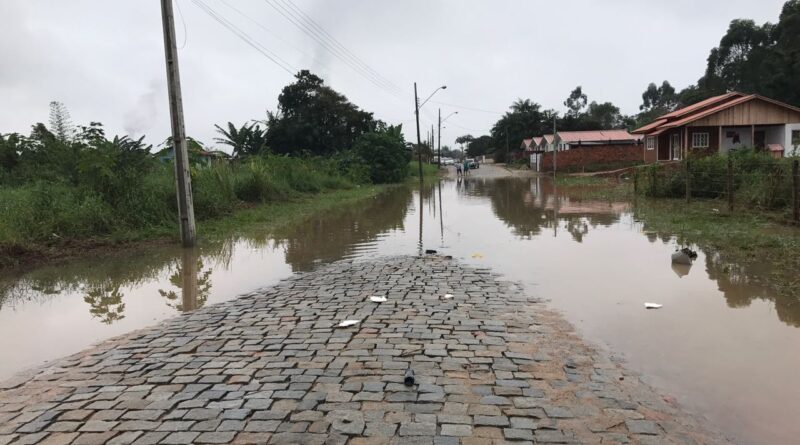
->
[337,320,361,327]
[369,296,387,303]
[644,303,663,309]
[443,294,454,299]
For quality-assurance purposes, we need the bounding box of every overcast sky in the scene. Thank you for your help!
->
[0,0,788,151]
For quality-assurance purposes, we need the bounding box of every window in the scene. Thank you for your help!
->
[692,132,709,148]
[792,130,800,148]
[646,137,656,150]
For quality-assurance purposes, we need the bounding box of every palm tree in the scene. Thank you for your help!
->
[214,122,267,158]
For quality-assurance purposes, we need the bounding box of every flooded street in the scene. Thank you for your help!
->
[1,165,799,444]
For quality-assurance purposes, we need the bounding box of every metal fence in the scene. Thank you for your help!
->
[633,158,800,223]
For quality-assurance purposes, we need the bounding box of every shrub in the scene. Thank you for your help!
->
[352,131,409,183]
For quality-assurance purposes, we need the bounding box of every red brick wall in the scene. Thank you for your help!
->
[540,144,645,172]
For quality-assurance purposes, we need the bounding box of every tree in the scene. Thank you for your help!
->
[564,86,588,118]
[584,101,623,129]
[466,135,494,157]
[352,125,408,183]
[265,70,378,156]
[214,122,267,158]
[490,99,547,157]
[48,101,75,143]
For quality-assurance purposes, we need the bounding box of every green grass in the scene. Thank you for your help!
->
[0,184,392,269]
[198,184,391,239]
[407,161,440,179]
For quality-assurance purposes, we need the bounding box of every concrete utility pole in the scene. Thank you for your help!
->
[160,0,196,247]
[431,124,435,165]
[552,115,558,176]
[414,82,423,181]
[437,109,442,168]
[505,127,509,163]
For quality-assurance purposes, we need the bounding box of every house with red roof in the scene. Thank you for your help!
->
[529,130,641,171]
[632,92,800,162]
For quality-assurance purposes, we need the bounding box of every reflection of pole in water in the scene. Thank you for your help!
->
[418,183,424,256]
[181,247,199,312]
[553,178,559,237]
[438,180,444,243]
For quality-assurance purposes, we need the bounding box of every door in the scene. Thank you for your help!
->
[671,133,681,160]
[754,130,766,150]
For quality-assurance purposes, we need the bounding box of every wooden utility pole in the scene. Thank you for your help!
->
[414,83,423,181]
[437,108,442,168]
[727,156,734,212]
[793,159,799,223]
[160,0,196,247]
[685,160,691,203]
[552,116,557,176]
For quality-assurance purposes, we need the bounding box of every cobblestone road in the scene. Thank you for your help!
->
[0,256,731,444]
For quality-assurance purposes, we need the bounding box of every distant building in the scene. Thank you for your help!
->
[529,130,641,172]
[632,92,800,162]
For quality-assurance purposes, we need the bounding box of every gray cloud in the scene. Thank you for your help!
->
[0,0,788,149]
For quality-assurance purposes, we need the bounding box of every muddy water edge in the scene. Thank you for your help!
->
[1,173,798,444]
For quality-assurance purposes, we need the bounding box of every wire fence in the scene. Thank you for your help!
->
[633,155,800,223]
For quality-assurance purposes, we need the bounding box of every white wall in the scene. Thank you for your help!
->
[785,123,800,156]
[720,127,752,153]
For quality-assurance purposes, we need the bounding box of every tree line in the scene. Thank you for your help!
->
[460,0,800,161]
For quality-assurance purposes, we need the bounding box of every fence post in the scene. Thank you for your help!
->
[727,156,734,212]
[685,160,691,204]
[633,168,639,194]
[793,159,799,224]
[650,165,657,196]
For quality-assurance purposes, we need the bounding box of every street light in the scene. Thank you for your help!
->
[437,110,458,168]
[414,83,446,180]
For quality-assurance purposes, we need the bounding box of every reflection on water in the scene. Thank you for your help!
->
[1,174,799,444]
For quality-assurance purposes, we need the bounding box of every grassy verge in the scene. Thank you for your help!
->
[555,174,635,201]
[407,161,441,179]
[0,184,392,269]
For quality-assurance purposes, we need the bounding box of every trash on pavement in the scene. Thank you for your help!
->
[337,319,361,327]
[644,303,663,309]
[369,296,387,303]
[404,368,415,386]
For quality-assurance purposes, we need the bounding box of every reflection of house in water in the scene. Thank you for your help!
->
[486,177,627,242]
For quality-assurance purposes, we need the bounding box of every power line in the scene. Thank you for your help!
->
[429,100,504,115]
[278,0,405,94]
[191,0,297,76]
[215,0,312,60]
[262,0,405,101]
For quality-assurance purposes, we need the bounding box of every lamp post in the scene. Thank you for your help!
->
[414,83,446,180]
[438,110,458,168]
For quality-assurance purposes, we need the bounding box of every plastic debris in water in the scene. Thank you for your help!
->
[644,303,663,309]
[425,249,437,254]
[471,253,484,259]
[369,296,387,303]
[337,320,361,327]
[443,294,454,299]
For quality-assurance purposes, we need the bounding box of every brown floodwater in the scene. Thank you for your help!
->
[1,171,798,444]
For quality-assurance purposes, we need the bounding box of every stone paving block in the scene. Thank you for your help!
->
[0,257,734,445]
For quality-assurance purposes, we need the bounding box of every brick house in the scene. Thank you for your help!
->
[531,130,641,172]
[632,92,800,162]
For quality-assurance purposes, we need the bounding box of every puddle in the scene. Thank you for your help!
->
[1,171,798,444]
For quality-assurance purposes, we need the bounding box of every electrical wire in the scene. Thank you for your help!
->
[278,0,405,94]
[262,0,405,101]
[191,0,297,76]
[215,0,312,60]
[175,0,189,49]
